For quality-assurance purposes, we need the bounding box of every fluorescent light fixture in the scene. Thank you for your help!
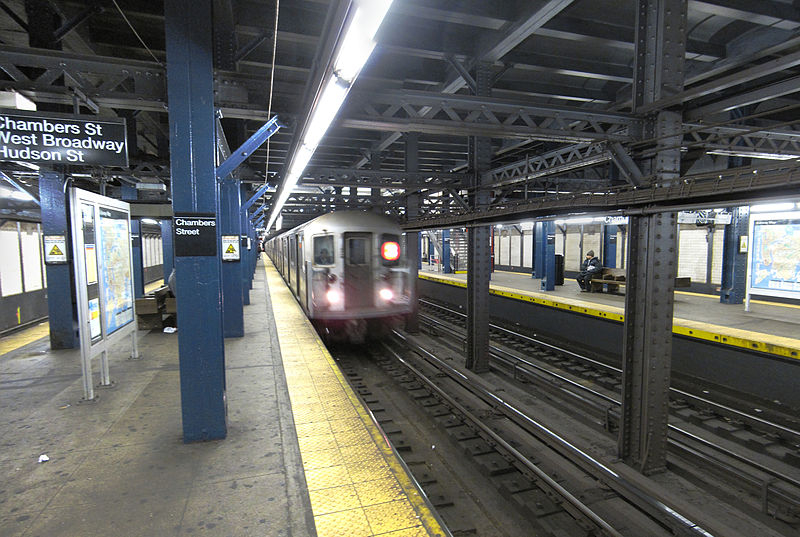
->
[267,0,394,231]
[334,0,393,82]
[750,202,797,213]
[18,162,39,171]
[707,150,798,161]
[303,76,349,149]
[141,218,160,225]
[0,90,36,111]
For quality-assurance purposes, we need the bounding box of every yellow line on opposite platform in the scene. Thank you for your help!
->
[144,279,166,294]
[0,321,49,357]
[264,257,446,537]
[419,272,800,361]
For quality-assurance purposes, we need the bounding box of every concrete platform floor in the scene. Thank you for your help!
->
[420,265,800,340]
[0,265,315,537]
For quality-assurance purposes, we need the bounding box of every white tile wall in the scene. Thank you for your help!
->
[678,227,709,282]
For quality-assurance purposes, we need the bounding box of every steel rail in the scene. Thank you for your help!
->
[417,308,800,509]
[379,340,626,537]
[391,330,716,537]
[420,299,800,445]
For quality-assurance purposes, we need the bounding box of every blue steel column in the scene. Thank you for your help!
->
[130,219,145,298]
[442,229,451,273]
[161,219,174,282]
[533,222,545,279]
[603,225,618,268]
[166,0,226,442]
[540,221,556,291]
[720,207,749,304]
[39,170,79,349]
[240,183,251,305]
[220,178,244,337]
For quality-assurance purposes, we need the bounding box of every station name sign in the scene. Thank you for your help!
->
[0,109,128,167]
[174,214,217,257]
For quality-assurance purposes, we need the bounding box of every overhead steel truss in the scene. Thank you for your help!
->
[0,45,270,120]
[344,89,639,143]
[406,159,800,230]
[298,167,469,190]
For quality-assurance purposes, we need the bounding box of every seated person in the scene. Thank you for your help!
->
[577,250,601,292]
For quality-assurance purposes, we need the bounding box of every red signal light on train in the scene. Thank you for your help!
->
[381,241,400,261]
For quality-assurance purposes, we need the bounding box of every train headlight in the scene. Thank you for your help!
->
[379,288,394,301]
[326,289,341,304]
[381,241,400,261]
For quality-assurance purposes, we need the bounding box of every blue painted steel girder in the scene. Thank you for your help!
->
[130,219,145,298]
[166,0,227,442]
[38,171,79,349]
[220,178,244,337]
[216,116,283,182]
[540,221,556,291]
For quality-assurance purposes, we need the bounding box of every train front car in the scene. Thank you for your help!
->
[304,211,412,342]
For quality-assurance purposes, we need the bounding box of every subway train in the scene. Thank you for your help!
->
[265,211,413,342]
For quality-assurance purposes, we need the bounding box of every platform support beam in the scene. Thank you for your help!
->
[130,218,145,298]
[405,133,421,333]
[720,207,749,304]
[532,221,544,279]
[161,218,174,282]
[39,170,79,349]
[241,184,252,305]
[220,177,244,337]
[166,0,227,442]
[619,0,686,475]
[540,221,556,291]
[442,229,451,273]
[603,224,618,268]
[465,62,492,373]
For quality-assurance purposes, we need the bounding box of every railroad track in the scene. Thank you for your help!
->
[418,298,800,526]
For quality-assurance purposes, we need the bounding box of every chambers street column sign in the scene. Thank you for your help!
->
[0,109,128,166]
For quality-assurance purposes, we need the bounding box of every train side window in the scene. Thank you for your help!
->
[314,235,334,265]
[380,233,401,267]
[347,237,368,265]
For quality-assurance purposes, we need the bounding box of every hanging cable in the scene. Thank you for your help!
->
[264,0,280,186]
[111,0,163,66]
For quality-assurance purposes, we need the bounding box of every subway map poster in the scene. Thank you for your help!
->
[749,217,800,297]
[99,207,134,334]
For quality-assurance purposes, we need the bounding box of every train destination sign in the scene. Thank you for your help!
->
[174,214,217,257]
[0,109,128,167]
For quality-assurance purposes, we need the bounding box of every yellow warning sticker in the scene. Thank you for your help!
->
[44,235,67,264]
[221,235,240,261]
[49,245,63,256]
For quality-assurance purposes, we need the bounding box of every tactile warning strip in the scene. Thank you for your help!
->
[264,258,446,537]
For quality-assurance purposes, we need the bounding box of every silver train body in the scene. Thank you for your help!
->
[265,211,413,341]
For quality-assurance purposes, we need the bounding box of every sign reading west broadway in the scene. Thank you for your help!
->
[0,109,128,167]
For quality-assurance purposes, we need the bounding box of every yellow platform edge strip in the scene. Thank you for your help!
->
[418,273,800,361]
[0,322,50,357]
[265,258,446,537]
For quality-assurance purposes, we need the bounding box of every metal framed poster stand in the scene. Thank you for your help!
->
[70,188,139,401]
[744,210,800,312]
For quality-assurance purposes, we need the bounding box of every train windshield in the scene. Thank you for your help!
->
[313,235,334,265]
[380,234,401,267]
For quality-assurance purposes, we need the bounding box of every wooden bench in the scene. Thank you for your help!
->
[135,286,177,329]
[589,268,690,293]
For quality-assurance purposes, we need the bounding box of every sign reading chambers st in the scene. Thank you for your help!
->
[0,109,128,167]
[174,214,217,257]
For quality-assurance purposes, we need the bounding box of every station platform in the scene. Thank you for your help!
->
[419,266,800,362]
[0,260,446,537]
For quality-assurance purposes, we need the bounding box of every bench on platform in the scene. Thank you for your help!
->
[589,268,690,293]
[135,286,177,330]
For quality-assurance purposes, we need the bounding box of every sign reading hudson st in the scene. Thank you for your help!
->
[0,109,128,167]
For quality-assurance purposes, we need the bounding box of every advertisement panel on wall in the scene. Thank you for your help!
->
[746,212,800,304]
